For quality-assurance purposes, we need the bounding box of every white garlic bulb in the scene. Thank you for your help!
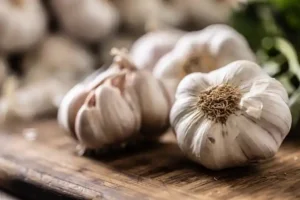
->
[111,0,188,33]
[130,29,184,71]
[153,24,256,103]
[170,60,292,170]
[0,0,47,52]
[51,0,119,42]
[23,34,95,84]
[0,35,94,122]
[186,0,244,27]
[58,49,170,149]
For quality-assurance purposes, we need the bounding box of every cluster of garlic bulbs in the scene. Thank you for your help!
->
[153,24,256,102]
[0,35,94,122]
[170,61,292,170]
[58,49,170,149]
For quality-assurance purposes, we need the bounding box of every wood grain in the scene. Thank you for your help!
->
[0,119,300,200]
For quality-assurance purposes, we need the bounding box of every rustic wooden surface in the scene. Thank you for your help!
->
[0,119,300,200]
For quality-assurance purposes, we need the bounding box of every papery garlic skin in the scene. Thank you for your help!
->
[153,24,256,103]
[0,0,47,52]
[51,0,119,42]
[170,60,292,170]
[58,50,170,149]
[130,30,184,71]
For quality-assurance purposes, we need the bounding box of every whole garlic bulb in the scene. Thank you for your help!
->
[0,0,47,52]
[51,0,119,42]
[153,24,256,102]
[170,60,292,170]
[130,29,184,71]
[58,49,170,149]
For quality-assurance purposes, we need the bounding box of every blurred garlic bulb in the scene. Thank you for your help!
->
[0,35,94,122]
[51,0,119,42]
[153,24,256,103]
[23,34,94,84]
[171,61,292,170]
[111,0,188,33]
[186,0,244,27]
[0,0,47,52]
[0,57,8,87]
[130,29,184,71]
[58,49,170,149]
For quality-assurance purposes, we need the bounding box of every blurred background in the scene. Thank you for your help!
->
[0,0,300,129]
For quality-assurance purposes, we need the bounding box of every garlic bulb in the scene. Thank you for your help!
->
[51,0,119,42]
[170,60,292,170]
[22,34,94,84]
[58,49,170,149]
[111,0,188,33]
[0,35,94,122]
[0,0,47,52]
[153,24,256,103]
[186,0,244,27]
[130,29,184,71]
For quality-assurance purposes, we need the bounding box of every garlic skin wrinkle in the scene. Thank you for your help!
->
[170,60,292,170]
[0,0,47,52]
[58,49,170,149]
[153,24,256,103]
[51,0,119,42]
[130,29,184,71]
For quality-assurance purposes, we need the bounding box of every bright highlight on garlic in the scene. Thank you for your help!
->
[153,24,256,103]
[0,0,47,52]
[58,49,170,150]
[170,60,292,170]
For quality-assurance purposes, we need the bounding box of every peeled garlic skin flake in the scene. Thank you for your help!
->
[170,60,292,170]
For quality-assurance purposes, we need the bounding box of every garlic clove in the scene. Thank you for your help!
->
[57,84,89,137]
[131,70,170,134]
[75,83,140,149]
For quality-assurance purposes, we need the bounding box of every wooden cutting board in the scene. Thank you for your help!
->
[0,119,299,200]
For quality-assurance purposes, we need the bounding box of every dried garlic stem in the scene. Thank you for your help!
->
[197,84,241,124]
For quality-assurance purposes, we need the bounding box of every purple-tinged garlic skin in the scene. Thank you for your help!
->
[0,0,47,53]
[130,29,184,71]
[51,0,119,42]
